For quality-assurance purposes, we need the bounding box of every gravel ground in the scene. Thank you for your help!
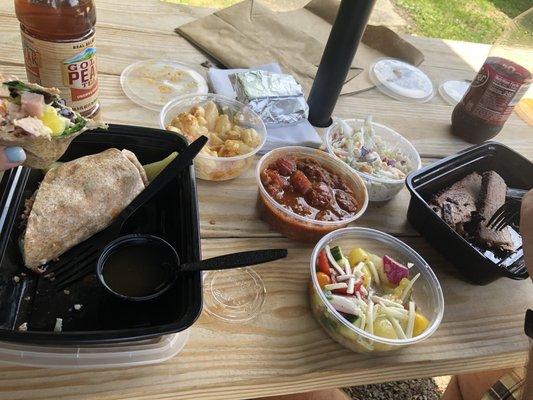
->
[343,378,443,400]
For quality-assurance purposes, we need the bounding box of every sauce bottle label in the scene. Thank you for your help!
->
[460,57,531,125]
[20,31,99,116]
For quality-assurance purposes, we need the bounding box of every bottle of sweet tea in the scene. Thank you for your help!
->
[15,0,99,117]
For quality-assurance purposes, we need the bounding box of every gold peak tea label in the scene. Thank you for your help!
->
[20,30,99,116]
[62,48,98,106]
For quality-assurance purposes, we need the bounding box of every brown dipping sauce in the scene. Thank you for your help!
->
[101,242,174,298]
[260,156,359,222]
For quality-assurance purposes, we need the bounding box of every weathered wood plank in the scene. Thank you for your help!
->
[0,0,213,34]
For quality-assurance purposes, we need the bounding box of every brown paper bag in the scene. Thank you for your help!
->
[176,0,424,95]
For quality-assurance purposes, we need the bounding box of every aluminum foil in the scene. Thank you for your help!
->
[232,70,308,126]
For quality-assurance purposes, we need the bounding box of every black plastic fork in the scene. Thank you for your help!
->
[486,199,521,231]
[485,188,527,231]
[46,135,208,291]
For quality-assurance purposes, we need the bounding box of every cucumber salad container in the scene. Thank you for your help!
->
[309,227,444,353]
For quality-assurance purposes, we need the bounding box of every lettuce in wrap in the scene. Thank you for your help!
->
[0,74,104,168]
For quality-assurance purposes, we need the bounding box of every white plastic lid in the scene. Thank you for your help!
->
[0,329,190,369]
[438,80,470,105]
[121,60,208,111]
[370,58,434,103]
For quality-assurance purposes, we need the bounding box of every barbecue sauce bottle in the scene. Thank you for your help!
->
[451,9,532,143]
[15,0,99,117]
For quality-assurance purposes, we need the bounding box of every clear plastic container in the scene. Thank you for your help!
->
[160,94,266,181]
[121,60,208,111]
[325,118,421,202]
[0,329,190,368]
[256,147,368,242]
[309,227,444,354]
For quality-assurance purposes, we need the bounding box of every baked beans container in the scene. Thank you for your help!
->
[256,146,368,242]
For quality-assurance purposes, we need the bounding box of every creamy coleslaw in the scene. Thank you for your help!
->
[329,116,411,181]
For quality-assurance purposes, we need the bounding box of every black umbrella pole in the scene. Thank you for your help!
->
[308,0,377,127]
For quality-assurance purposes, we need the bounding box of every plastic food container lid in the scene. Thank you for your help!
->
[438,80,470,105]
[121,60,208,111]
[0,329,190,369]
[202,268,266,323]
[370,58,434,103]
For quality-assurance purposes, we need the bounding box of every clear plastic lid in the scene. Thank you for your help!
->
[370,58,434,103]
[202,268,266,323]
[121,60,208,111]
[438,80,470,105]
[0,329,190,369]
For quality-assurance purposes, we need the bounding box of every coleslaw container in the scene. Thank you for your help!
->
[256,147,368,242]
[309,227,444,353]
[160,94,267,181]
[325,118,421,201]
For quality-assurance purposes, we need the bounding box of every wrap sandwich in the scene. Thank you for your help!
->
[0,73,102,169]
[21,148,148,271]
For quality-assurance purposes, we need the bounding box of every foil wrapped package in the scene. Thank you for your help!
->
[232,70,309,126]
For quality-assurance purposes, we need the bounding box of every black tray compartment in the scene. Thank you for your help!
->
[0,124,202,344]
[406,142,532,285]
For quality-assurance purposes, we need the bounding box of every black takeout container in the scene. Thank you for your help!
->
[0,125,202,344]
[406,142,531,285]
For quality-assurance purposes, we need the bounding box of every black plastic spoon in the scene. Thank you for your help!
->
[96,233,288,301]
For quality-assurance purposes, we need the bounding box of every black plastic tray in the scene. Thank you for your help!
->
[406,142,532,285]
[0,124,202,344]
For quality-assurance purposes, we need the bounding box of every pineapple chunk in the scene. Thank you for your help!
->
[348,247,368,266]
[413,312,429,336]
[40,106,67,136]
[361,264,372,288]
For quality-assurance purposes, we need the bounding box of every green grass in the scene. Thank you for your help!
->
[489,0,532,18]
[165,0,530,44]
[394,0,531,43]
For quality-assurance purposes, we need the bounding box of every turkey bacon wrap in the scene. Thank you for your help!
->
[0,73,103,168]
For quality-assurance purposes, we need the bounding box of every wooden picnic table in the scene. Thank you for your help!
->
[0,1,532,399]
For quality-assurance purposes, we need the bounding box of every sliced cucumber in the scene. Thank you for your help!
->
[346,315,359,324]
[330,245,344,261]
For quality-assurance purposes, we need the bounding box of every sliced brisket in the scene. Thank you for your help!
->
[476,171,514,251]
[429,172,482,234]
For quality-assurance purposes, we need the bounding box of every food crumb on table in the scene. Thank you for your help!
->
[74,304,83,311]
[17,322,28,332]
[54,318,63,332]
[63,289,70,295]
[209,219,216,225]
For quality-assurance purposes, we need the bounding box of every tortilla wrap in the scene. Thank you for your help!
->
[0,75,103,169]
[0,127,85,169]
[21,148,148,270]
